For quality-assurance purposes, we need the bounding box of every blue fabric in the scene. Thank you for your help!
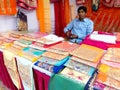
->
[53,56,71,74]
[64,18,93,44]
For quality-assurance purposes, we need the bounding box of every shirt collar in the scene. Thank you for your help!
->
[76,18,87,22]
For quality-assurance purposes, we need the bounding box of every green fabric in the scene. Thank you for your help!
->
[49,74,85,90]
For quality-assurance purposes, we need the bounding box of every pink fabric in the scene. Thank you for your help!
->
[81,31,117,50]
[82,35,110,50]
[33,69,50,90]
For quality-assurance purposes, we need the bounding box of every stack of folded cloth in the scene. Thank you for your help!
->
[93,47,120,90]
[20,32,47,41]
[30,34,64,50]
[70,44,104,68]
[47,41,79,55]
[82,31,117,50]
[60,44,105,88]
[14,38,33,47]
[33,51,71,74]
[19,47,46,62]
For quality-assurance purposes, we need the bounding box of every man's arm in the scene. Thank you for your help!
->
[86,20,94,35]
[64,20,74,38]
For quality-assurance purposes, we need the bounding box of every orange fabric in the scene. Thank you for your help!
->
[64,0,71,25]
[36,0,51,33]
[0,0,16,15]
[84,0,120,32]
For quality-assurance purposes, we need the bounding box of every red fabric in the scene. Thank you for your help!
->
[33,69,50,90]
[0,51,17,90]
[54,1,65,37]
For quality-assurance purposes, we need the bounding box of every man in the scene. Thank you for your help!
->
[64,6,94,44]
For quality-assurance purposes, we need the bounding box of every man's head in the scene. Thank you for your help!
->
[77,6,87,20]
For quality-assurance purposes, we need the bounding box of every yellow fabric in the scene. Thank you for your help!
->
[70,44,104,62]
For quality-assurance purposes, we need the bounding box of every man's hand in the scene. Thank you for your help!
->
[70,34,78,39]
[66,31,72,38]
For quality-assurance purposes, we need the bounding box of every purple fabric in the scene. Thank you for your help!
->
[33,69,50,90]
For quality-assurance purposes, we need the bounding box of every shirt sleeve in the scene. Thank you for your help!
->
[64,20,74,33]
[86,20,94,35]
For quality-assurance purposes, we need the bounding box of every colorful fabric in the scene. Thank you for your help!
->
[49,74,85,90]
[3,49,21,89]
[0,0,17,15]
[48,41,79,54]
[71,56,100,68]
[98,64,120,81]
[42,51,68,60]
[103,48,120,63]
[65,59,95,76]
[102,0,114,7]
[16,57,35,90]
[17,10,28,31]
[101,58,120,68]
[96,72,120,89]
[17,0,37,10]
[36,0,51,33]
[93,81,118,90]
[114,0,120,7]
[70,44,104,62]
[34,60,54,73]
[19,47,45,62]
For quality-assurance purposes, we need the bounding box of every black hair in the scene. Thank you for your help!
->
[77,6,87,13]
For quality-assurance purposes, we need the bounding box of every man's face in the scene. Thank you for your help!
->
[78,9,86,20]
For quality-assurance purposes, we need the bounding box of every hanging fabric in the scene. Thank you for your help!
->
[17,0,37,10]
[54,0,71,37]
[102,0,115,7]
[0,0,17,15]
[92,0,100,11]
[17,10,28,31]
[114,0,120,7]
[36,0,51,33]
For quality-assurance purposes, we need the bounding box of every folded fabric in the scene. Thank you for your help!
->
[65,59,95,76]
[90,34,116,44]
[42,51,68,60]
[37,34,64,45]
[93,81,117,90]
[16,56,35,90]
[49,73,85,90]
[19,47,46,62]
[60,67,91,86]
[96,72,120,89]
[49,41,79,53]
[98,64,120,81]
[70,44,104,62]
[71,56,100,68]
[103,48,120,63]
[101,58,120,68]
